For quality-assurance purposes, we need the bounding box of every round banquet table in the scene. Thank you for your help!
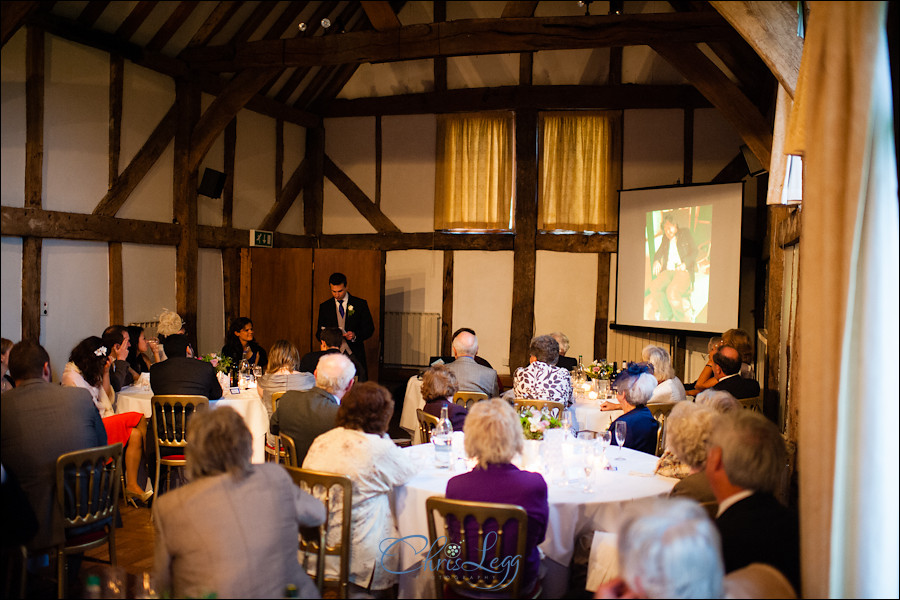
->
[391,439,676,598]
[571,399,622,434]
[399,375,425,444]
[116,385,270,464]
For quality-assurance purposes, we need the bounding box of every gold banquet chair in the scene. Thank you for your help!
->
[425,496,540,599]
[453,390,488,410]
[265,391,290,464]
[284,467,353,599]
[739,395,763,413]
[280,432,299,468]
[648,401,677,457]
[416,408,440,444]
[512,399,566,420]
[150,395,209,496]
[55,443,123,599]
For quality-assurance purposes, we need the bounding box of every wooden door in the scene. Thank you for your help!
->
[247,248,314,358]
[313,249,382,383]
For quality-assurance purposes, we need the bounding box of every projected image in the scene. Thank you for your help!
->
[643,206,712,324]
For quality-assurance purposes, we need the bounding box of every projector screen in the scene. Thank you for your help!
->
[615,182,743,334]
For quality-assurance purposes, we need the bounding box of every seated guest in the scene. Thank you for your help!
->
[102,325,134,392]
[430,327,496,370]
[550,331,578,371]
[605,363,659,455]
[712,346,760,399]
[1,337,14,391]
[685,336,724,396]
[222,317,268,370]
[155,309,185,361]
[298,327,363,377]
[513,335,573,406]
[722,328,755,379]
[660,402,718,517]
[642,345,686,403]
[421,364,467,431]
[125,324,161,378]
[446,399,548,595]
[257,339,315,417]
[150,334,222,400]
[270,353,354,466]
[696,388,741,413]
[303,382,417,596]
[445,330,500,397]
[61,336,150,503]
[153,407,325,599]
[1,340,107,553]
[597,498,724,599]
[706,410,799,593]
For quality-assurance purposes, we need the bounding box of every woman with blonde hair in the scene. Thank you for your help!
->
[445,399,548,595]
[256,340,314,416]
[642,345,686,403]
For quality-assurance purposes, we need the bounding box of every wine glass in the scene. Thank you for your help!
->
[599,430,612,468]
[615,421,627,460]
[582,442,596,493]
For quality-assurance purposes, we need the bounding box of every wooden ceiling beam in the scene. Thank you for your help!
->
[76,1,110,28]
[146,1,200,53]
[651,42,771,167]
[229,0,277,45]
[360,1,400,31]
[709,0,802,98]
[182,12,739,70]
[323,84,711,117]
[184,1,243,48]
[323,155,400,234]
[261,1,307,40]
[259,158,311,232]
[2,1,41,47]
[115,0,159,41]
[501,2,539,18]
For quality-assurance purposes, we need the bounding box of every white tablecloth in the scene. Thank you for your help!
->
[116,385,270,464]
[399,376,425,444]
[572,401,622,434]
[391,441,676,597]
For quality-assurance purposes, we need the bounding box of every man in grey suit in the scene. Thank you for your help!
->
[270,352,355,466]
[445,330,500,397]
[0,340,107,553]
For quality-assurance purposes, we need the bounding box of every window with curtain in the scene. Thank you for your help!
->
[434,112,514,231]
[538,111,622,232]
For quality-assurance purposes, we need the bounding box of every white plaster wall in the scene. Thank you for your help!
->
[693,107,744,183]
[198,93,226,227]
[234,109,276,230]
[43,35,109,215]
[623,109,683,189]
[534,251,599,363]
[197,248,224,356]
[0,238,23,341]
[382,115,435,232]
[384,250,444,313]
[533,49,610,86]
[323,117,377,234]
[1,29,26,208]
[339,60,434,99]
[40,240,109,382]
[277,121,307,236]
[448,54,519,89]
[121,243,176,325]
[453,251,514,373]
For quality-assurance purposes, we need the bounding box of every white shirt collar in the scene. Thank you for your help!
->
[717,372,740,382]
[716,489,754,517]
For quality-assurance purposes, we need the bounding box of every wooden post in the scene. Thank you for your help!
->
[22,26,44,341]
[304,125,325,236]
[223,118,236,228]
[594,253,610,359]
[441,250,454,356]
[683,107,694,184]
[108,55,125,325]
[509,109,538,373]
[173,79,201,347]
[108,243,124,325]
[764,205,790,422]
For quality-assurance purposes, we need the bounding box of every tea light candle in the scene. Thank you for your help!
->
[588,390,598,401]
[581,382,591,392]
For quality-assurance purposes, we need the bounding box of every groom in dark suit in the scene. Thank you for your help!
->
[316,272,375,381]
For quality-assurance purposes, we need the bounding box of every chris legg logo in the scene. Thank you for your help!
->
[379,533,520,590]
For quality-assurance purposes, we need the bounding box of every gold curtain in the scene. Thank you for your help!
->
[538,111,622,232]
[434,112,514,230]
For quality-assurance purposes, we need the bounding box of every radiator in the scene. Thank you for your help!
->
[128,320,160,340]
[606,329,675,369]
[383,312,442,367]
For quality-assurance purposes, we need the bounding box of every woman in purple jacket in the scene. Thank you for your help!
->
[445,399,548,595]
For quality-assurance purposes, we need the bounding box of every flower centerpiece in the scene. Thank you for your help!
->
[202,352,232,374]
[519,407,563,441]
[584,360,615,380]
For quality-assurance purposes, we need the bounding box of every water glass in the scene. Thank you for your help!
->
[599,430,612,468]
[615,421,627,460]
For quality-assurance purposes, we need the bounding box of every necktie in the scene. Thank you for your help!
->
[338,301,345,318]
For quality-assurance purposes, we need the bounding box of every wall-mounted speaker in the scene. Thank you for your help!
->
[198,168,226,198]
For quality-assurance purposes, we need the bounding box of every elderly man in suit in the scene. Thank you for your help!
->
[149,334,222,400]
[316,272,374,382]
[445,330,499,397]
[0,340,107,554]
[711,345,760,400]
[270,352,355,466]
[706,410,799,594]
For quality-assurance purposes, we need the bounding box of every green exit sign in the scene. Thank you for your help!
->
[250,229,273,248]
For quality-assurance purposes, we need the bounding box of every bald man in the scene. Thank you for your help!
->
[711,345,760,399]
[444,331,499,397]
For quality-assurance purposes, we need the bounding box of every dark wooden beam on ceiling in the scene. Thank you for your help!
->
[230,0,277,45]
[323,84,712,117]
[262,1,308,40]
[259,158,311,232]
[711,151,749,183]
[146,1,200,53]
[709,0,802,98]
[651,42,772,167]
[184,1,243,48]
[307,62,361,112]
[94,104,177,217]
[2,1,40,47]
[360,1,400,31]
[77,1,110,28]
[502,2,539,18]
[323,155,400,234]
[115,0,159,41]
[196,70,319,127]
[183,12,739,70]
